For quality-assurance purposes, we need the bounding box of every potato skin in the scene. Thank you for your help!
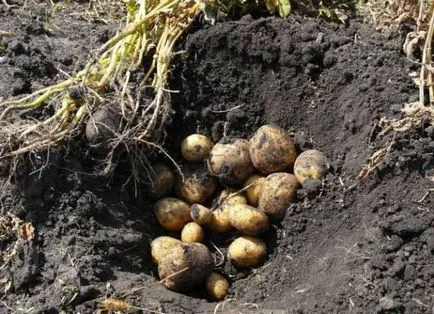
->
[228,236,267,268]
[207,139,255,186]
[181,134,214,162]
[258,173,300,220]
[293,149,329,185]
[249,124,297,175]
[154,198,192,231]
[190,204,213,225]
[175,171,217,205]
[147,164,175,200]
[206,272,229,300]
[208,209,232,233]
[151,236,181,265]
[158,243,214,292]
[225,203,269,236]
[181,222,204,243]
[243,175,265,206]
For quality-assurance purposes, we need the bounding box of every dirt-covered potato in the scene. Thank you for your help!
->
[181,134,214,162]
[190,204,213,225]
[154,197,192,231]
[258,172,300,220]
[293,149,329,185]
[228,236,267,268]
[147,164,175,200]
[225,203,269,236]
[150,236,181,265]
[249,124,297,175]
[217,188,247,210]
[175,165,217,204]
[207,139,255,186]
[243,174,265,206]
[158,243,214,292]
[208,209,232,233]
[181,222,204,243]
[206,272,229,300]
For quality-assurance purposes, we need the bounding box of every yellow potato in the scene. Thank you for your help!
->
[158,243,214,292]
[181,134,214,161]
[181,222,204,243]
[175,170,217,205]
[147,164,175,200]
[206,272,229,300]
[150,236,181,265]
[225,203,269,236]
[249,124,297,175]
[258,173,300,220]
[154,197,192,231]
[207,139,254,186]
[243,174,265,206]
[217,188,247,211]
[293,149,329,185]
[208,209,232,233]
[190,204,213,225]
[228,236,267,268]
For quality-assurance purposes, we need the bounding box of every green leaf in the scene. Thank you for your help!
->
[264,0,291,17]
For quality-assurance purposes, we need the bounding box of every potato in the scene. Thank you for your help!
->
[181,222,204,243]
[181,134,214,162]
[225,203,269,236]
[217,188,247,211]
[293,149,329,185]
[243,175,265,206]
[258,173,300,220]
[249,124,297,175]
[190,204,213,225]
[206,272,229,300]
[154,197,192,231]
[158,243,214,292]
[175,166,217,204]
[147,164,175,200]
[228,236,267,268]
[208,209,232,233]
[207,139,254,186]
[150,236,181,265]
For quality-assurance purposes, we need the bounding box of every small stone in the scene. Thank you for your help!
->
[379,296,396,310]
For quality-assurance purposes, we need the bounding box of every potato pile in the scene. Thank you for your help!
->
[148,125,329,298]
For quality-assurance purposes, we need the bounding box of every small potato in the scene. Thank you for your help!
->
[208,209,232,233]
[206,272,229,300]
[217,188,247,211]
[147,164,175,200]
[158,243,214,292]
[151,236,181,265]
[225,203,269,236]
[181,222,204,243]
[207,139,254,186]
[293,149,329,185]
[154,198,192,231]
[258,173,300,220]
[175,166,217,204]
[181,134,214,162]
[243,175,265,206]
[228,236,267,268]
[249,124,297,175]
[191,204,213,225]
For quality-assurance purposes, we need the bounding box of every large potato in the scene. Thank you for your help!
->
[150,236,181,265]
[249,124,297,175]
[208,209,232,233]
[181,134,214,162]
[154,198,192,231]
[190,204,213,225]
[293,149,329,185]
[158,243,214,292]
[206,272,229,300]
[243,174,265,206]
[258,173,299,220]
[175,165,217,204]
[225,203,269,236]
[207,139,254,186]
[147,164,175,200]
[181,222,204,243]
[228,236,267,268]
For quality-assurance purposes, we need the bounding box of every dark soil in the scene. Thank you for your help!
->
[1,2,433,314]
